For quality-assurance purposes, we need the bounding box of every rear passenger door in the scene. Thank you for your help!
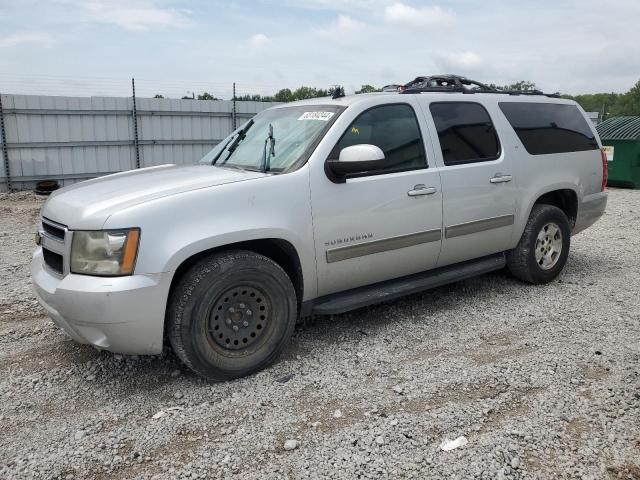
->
[420,100,517,266]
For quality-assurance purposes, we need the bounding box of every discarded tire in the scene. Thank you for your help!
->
[34,180,60,196]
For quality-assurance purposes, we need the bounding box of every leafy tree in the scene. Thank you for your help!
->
[292,86,329,100]
[274,88,294,102]
[562,92,621,117]
[616,80,640,115]
[233,85,342,103]
[153,94,164,98]
[505,80,537,92]
[197,92,219,100]
[562,80,640,119]
[487,80,538,92]
[355,84,381,94]
[235,93,274,102]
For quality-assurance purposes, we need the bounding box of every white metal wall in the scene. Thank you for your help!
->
[0,94,279,191]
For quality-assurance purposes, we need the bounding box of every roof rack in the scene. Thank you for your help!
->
[399,75,560,98]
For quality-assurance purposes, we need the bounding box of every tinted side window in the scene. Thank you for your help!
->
[499,102,598,155]
[331,104,427,172]
[429,102,500,166]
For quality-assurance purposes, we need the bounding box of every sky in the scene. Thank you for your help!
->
[0,0,639,99]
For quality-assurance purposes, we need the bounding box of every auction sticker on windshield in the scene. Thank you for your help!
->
[298,111,335,121]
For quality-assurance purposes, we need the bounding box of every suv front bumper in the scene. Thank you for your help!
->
[31,248,170,355]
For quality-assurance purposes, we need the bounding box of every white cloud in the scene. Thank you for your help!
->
[0,33,55,48]
[439,51,483,71]
[78,1,192,31]
[249,33,272,49]
[0,0,638,96]
[286,0,387,10]
[384,3,454,28]
[316,14,366,36]
[335,14,365,32]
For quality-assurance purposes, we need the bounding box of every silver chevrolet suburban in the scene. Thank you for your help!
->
[31,76,608,380]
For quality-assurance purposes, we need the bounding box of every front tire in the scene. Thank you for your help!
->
[507,204,571,284]
[168,250,297,381]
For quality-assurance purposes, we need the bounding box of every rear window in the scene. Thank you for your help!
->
[499,102,598,155]
[429,102,500,166]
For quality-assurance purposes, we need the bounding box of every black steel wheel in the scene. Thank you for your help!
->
[168,250,297,381]
[207,285,271,352]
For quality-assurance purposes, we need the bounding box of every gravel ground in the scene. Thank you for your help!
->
[1,189,639,480]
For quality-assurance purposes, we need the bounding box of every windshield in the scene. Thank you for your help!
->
[199,105,343,172]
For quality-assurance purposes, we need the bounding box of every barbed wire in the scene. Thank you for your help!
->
[0,73,339,100]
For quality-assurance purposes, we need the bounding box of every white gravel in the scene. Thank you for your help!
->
[1,188,639,479]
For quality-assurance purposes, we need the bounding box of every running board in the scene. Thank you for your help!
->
[304,253,506,316]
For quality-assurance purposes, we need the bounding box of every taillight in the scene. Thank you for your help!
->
[600,149,608,191]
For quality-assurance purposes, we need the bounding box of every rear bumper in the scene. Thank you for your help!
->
[31,248,170,355]
[573,191,608,235]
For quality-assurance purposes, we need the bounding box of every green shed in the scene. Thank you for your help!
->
[596,116,640,188]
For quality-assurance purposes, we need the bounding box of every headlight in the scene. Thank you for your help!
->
[71,229,140,276]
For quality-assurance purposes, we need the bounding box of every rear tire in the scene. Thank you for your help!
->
[168,250,297,381]
[507,204,570,284]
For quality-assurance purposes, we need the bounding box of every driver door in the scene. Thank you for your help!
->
[309,100,443,297]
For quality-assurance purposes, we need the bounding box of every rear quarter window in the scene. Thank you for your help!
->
[499,102,598,155]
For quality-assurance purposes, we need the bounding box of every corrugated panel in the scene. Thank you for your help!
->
[597,116,640,141]
[1,94,280,191]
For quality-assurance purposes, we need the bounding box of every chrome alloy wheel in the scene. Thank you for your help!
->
[535,222,563,270]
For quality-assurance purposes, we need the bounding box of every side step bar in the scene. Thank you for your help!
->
[303,253,506,316]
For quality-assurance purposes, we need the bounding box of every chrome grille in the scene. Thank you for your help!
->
[40,218,70,276]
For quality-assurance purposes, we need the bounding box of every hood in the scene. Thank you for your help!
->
[42,164,266,229]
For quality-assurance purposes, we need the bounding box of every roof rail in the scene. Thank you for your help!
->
[399,75,560,98]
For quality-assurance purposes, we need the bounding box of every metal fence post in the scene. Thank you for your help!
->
[232,82,237,130]
[131,78,141,169]
[0,93,11,192]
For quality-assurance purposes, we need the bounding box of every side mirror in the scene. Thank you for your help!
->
[326,144,386,181]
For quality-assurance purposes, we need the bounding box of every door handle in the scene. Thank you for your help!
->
[490,174,513,184]
[408,185,437,196]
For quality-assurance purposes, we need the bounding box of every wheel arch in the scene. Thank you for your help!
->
[164,238,305,344]
[532,188,578,230]
[168,238,304,305]
[513,186,579,247]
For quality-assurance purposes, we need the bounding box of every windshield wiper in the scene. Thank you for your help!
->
[216,119,254,165]
[260,123,276,172]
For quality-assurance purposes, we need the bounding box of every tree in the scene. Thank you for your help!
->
[197,92,219,100]
[488,80,538,92]
[562,79,640,119]
[292,86,328,100]
[274,88,293,103]
[616,80,640,115]
[562,92,621,118]
[153,94,164,98]
[355,84,380,94]
[505,80,537,92]
[235,93,274,102]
